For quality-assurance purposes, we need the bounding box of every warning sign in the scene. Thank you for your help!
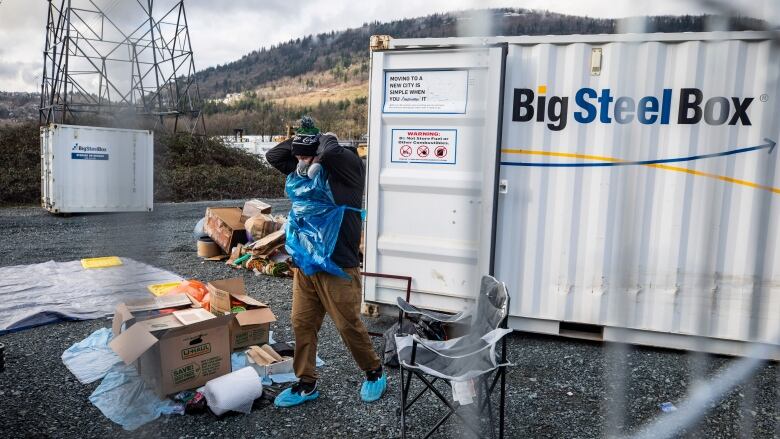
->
[383,70,468,114]
[391,129,457,164]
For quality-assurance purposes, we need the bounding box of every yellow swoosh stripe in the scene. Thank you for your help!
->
[501,149,780,195]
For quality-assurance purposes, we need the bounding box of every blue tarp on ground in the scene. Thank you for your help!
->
[0,258,182,334]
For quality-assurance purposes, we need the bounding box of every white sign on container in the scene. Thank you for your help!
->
[391,129,457,164]
[383,70,468,114]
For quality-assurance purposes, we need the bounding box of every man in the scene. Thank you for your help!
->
[266,117,385,407]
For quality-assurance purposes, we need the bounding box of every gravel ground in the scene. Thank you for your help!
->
[0,201,777,438]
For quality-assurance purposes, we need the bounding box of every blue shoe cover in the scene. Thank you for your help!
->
[360,372,387,402]
[274,386,319,408]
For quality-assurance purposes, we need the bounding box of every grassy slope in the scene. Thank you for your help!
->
[218,64,369,108]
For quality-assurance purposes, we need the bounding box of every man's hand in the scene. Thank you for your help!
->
[316,133,338,158]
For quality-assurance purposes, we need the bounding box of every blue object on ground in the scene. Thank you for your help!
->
[89,363,178,431]
[284,170,362,278]
[274,386,320,408]
[360,372,387,403]
[659,402,678,413]
[61,327,122,384]
[231,352,248,371]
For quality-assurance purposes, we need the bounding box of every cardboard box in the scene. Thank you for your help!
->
[109,294,232,396]
[245,214,283,241]
[245,345,293,378]
[241,199,272,219]
[204,207,248,254]
[207,278,277,350]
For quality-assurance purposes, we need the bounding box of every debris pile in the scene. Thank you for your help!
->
[195,199,292,278]
[60,274,324,430]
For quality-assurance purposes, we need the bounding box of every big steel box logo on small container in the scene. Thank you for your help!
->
[71,142,110,160]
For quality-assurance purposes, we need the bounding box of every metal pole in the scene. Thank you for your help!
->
[147,0,165,127]
[62,0,72,124]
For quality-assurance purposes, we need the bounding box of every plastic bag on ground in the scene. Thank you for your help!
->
[61,327,122,384]
[89,363,177,431]
[284,170,360,278]
[193,217,207,240]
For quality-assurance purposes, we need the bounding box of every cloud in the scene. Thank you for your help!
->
[0,61,42,91]
[0,0,771,92]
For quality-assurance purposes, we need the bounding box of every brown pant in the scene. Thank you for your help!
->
[291,267,380,383]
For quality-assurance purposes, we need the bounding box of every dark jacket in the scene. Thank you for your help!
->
[266,135,364,269]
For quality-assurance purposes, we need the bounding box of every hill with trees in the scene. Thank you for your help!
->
[194,8,765,98]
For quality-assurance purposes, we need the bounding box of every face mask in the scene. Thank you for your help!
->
[296,159,312,178]
[306,163,322,179]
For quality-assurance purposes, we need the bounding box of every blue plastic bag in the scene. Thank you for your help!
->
[89,363,178,431]
[61,327,122,384]
[285,170,361,278]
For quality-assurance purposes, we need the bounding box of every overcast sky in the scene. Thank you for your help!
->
[0,0,775,92]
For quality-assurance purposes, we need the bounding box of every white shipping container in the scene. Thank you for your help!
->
[364,32,780,358]
[41,124,154,213]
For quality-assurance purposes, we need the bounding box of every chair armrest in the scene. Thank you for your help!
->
[410,328,513,359]
[396,297,471,324]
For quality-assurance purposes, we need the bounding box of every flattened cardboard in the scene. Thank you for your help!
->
[248,229,285,255]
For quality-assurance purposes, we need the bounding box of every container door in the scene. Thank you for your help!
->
[40,128,52,209]
[363,45,506,313]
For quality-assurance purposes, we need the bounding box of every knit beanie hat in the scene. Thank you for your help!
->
[291,115,321,156]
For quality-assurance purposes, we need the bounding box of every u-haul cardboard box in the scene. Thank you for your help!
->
[109,293,232,396]
[207,277,276,350]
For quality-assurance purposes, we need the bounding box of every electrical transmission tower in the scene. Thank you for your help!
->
[39,0,206,134]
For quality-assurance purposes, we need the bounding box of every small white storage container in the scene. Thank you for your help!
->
[40,124,154,213]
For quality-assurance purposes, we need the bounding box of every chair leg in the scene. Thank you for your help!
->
[483,375,497,439]
[413,371,483,438]
[423,409,455,439]
[405,377,436,411]
[499,365,506,439]
[399,365,407,439]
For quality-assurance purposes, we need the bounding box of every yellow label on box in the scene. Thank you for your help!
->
[81,256,123,269]
[147,281,182,297]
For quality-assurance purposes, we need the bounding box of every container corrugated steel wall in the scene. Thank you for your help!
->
[42,124,154,213]
[495,36,780,345]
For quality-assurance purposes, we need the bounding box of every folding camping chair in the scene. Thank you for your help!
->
[394,275,511,438]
